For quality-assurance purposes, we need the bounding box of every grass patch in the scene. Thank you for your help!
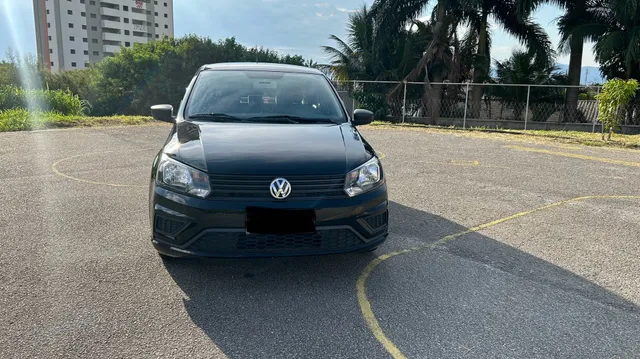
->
[0,109,154,132]
[369,121,640,149]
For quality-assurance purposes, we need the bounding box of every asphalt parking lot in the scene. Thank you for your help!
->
[1,124,639,358]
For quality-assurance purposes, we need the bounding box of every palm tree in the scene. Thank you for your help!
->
[321,5,376,82]
[322,4,443,118]
[558,0,640,124]
[494,50,569,122]
[369,0,553,119]
[519,0,601,121]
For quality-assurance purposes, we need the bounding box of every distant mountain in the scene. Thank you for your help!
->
[488,64,604,85]
[554,64,604,85]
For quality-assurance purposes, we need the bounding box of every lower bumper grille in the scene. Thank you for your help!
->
[188,228,363,254]
[154,215,188,236]
[363,211,388,230]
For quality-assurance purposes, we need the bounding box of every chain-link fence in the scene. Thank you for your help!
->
[333,80,640,133]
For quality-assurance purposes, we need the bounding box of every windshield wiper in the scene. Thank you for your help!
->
[248,115,338,124]
[188,113,245,122]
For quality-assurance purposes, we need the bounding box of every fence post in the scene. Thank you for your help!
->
[524,85,531,130]
[352,81,357,114]
[402,80,407,123]
[463,82,470,129]
[593,86,600,133]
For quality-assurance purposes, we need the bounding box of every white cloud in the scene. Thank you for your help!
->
[336,7,356,13]
[316,12,335,19]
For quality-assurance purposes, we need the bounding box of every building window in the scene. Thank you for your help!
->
[47,23,50,28]
[67,10,72,15]
[164,24,168,29]
[125,42,131,47]
[93,51,99,56]
[50,62,54,66]
[164,13,168,18]
[46,9,49,14]
[92,39,98,44]
[69,23,74,28]
[81,0,85,3]
[49,49,53,54]
[123,6,128,11]
[84,50,89,55]
[83,38,88,42]
[90,13,96,18]
[71,62,77,67]
[69,36,75,41]
[81,12,86,17]
[155,23,158,27]
[154,1,158,4]
[90,0,95,4]
[124,30,130,35]
[155,34,159,38]
[48,36,52,41]
[84,62,90,67]
[91,26,97,31]
[164,2,167,6]
[154,12,158,16]
[82,24,87,29]
[124,18,129,23]
[70,49,76,54]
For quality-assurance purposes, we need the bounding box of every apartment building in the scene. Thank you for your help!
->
[33,0,174,72]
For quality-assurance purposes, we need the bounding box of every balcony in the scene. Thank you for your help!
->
[102,32,122,42]
[99,6,120,18]
[102,44,122,54]
[100,19,121,30]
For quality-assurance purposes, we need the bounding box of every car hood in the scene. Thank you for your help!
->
[163,121,373,175]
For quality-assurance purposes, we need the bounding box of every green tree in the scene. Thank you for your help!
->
[92,35,307,116]
[596,78,639,139]
[369,0,552,119]
[519,0,597,121]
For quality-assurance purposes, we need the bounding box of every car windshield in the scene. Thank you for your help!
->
[185,70,346,123]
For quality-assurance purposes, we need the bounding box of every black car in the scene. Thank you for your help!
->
[149,63,388,258]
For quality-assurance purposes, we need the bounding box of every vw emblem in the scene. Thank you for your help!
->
[270,178,292,199]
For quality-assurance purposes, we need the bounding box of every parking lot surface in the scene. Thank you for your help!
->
[1,124,639,358]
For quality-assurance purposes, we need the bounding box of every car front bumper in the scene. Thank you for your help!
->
[149,182,389,258]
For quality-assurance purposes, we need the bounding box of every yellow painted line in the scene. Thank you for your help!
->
[51,151,148,188]
[357,195,640,359]
[505,145,640,168]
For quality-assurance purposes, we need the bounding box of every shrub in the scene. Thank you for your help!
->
[0,108,32,131]
[0,85,85,115]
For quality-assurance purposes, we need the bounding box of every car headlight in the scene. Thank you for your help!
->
[344,157,382,197]
[156,154,211,198]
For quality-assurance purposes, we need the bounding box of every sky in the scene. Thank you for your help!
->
[0,0,598,67]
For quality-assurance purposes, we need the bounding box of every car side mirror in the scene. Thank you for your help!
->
[352,109,374,126]
[151,104,175,123]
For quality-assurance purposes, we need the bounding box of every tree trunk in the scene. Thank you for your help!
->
[471,7,489,118]
[431,73,445,123]
[424,0,448,122]
[564,40,584,122]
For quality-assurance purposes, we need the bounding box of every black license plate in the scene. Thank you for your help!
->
[245,207,316,234]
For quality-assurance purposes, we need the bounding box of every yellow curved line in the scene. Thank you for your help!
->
[357,195,640,359]
[51,151,148,188]
[505,145,640,167]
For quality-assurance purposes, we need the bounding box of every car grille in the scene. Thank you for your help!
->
[188,229,363,254]
[208,174,347,199]
[154,215,188,236]
[363,211,388,230]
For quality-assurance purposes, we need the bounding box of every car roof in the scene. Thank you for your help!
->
[201,62,323,75]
